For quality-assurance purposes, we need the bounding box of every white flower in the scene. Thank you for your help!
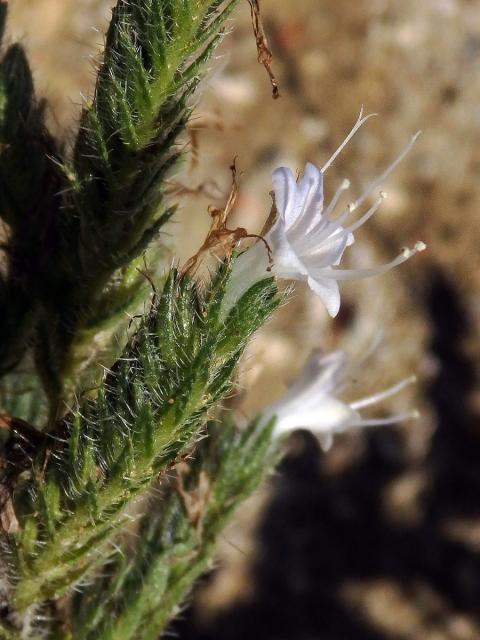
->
[228,110,426,317]
[261,349,417,451]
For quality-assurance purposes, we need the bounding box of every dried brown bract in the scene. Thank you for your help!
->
[181,162,272,277]
[247,0,280,99]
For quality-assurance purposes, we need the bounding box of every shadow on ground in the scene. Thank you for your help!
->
[174,270,480,639]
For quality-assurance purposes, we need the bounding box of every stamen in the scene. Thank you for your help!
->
[319,204,353,237]
[321,108,378,173]
[334,333,385,395]
[299,181,353,250]
[349,375,416,410]
[303,194,383,253]
[323,179,351,220]
[351,131,421,211]
[298,181,351,249]
[313,241,426,280]
[340,195,384,236]
[350,410,419,428]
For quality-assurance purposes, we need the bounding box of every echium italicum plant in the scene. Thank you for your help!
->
[0,1,425,638]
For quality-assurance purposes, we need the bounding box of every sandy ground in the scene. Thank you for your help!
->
[5,0,480,638]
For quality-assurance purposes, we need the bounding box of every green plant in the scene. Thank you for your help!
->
[0,1,423,637]
[0,1,285,636]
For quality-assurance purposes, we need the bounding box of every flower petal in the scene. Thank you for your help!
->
[301,233,350,269]
[289,162,324,235]
[271,350,348,411]
[267,217,309,280]
[318,432,334,451]
[307,274,341,317]
[272,167,298,227]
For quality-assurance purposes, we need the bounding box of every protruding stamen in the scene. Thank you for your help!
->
[322,204,354,235]
[321,107,378,173]
[313,241,426,280]
[350,375,417,410]
[350,410,419,428]
[322,179,351,221]
[351,131,421,211]
[341,196,383,236]
[308,195,383,250]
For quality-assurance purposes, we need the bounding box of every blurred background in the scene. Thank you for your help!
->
[7,0,480,638]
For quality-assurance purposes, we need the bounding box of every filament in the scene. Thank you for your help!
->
[341,195,384,236]
[321,108,378,173]
[323,178,351,220]
[312,242,426,281]
[351,131,421,211]
[349,375,416,410]
[350,410,419,428]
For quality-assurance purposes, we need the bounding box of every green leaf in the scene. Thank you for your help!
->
[8,264,278,611]
[71,417,277,640]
